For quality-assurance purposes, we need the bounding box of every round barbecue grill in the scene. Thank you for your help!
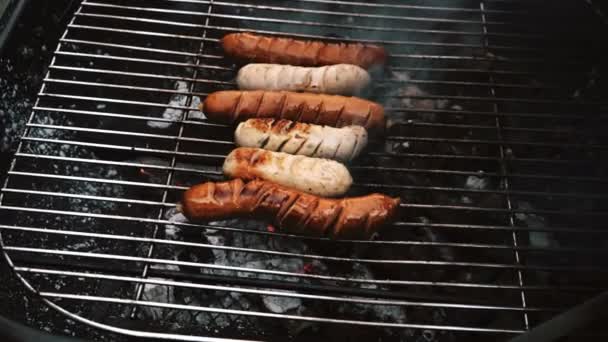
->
[1,0,607,341]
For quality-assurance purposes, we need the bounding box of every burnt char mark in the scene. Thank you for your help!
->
[249,118,274,131]
[252,183,275,210]
[232,92,245,123]
[213,181,235,205]
[257,187,292,217]
[239,180,265,206]
[270,119,295,134]
[350,133,360,162]
[335,103,346,127]
[299,197,322,231]
[255,91,265,117]
[208,181,216,202]
[311,139,324,157]
[277,92,288,119]
[290,121,311,134]
[363,105,373,129]
[276,138,290,153]
[233,147,269,167]
[239,180,258,197]
[295,101,306,123]
[277,193,300,223]
[323,203,344,238]
[232,178,247,204]
[292,138,308,155]
[259,135,271,149]
[313,97,324,125]
[332,140,342,160]
[248,148,270,167]
[246,119,273,149]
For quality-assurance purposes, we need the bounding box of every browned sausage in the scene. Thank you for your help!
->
[202,90,385,133]
[180,179,401,240]
[221,32,387,69]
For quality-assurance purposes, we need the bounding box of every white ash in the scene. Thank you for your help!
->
[202,219,309,284]
[337,301,407,324]
[141,264,180,321]
[194,292,256,329]
[529,231,558,249]
[337,263,408,325]
[8,93,129,272]
[390,141,411,153]
[156,213,424,332]
[465,174,489,190]
[68,239,96,251]
[391,71,411,83]
[400,85,444,113]
[164,208,185,240]
[159,214,308,318]
[162,217,269,328]
[349,262,379,290]
[450,104,463,111]
[187,95,206,121]
[384,77,453,130]
[422,330,436,342]
[417,217,455,262]
[147,81,190,129]
[0,63,33,152]
[516,201,559,248]
[263,295,302,314]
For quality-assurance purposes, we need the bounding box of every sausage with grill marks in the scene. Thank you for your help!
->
[202,90,385,133]
[180,178,400,240]
[223,147,352,197]
[236,63,370,96]
[235,119,368,163]
[221,32,387,69]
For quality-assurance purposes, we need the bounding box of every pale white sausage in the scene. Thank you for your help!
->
[235,119,368,162]
[236,63,371,95]
[223,147,352,197]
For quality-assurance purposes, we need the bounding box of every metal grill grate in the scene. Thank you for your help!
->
[1,0,607,341]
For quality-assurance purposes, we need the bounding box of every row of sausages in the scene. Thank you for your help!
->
[180,33,400,240]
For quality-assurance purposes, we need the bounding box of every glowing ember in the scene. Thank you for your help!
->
[302,263,315,274]
[139,168,152,177]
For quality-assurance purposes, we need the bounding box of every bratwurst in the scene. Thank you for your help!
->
[221,32,387,69]
[223,147,352,197]
[235,119,368,162]
[236,63,370,95]
[180,178,400,239]
[202,90,385,133]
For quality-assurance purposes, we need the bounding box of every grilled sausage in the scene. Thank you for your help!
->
[236,63,370,96]
[202,90,385,133]
[223,147,352,197]
[221,32,387,69]
[235,119,368,163]
[181,178,400,239]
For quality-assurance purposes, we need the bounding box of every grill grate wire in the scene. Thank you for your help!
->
[1,0,607,341]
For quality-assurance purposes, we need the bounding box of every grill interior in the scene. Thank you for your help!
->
[1,0,608,341]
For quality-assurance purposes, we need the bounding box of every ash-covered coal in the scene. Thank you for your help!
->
[136,209,456,341]
[147,81,204,129]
